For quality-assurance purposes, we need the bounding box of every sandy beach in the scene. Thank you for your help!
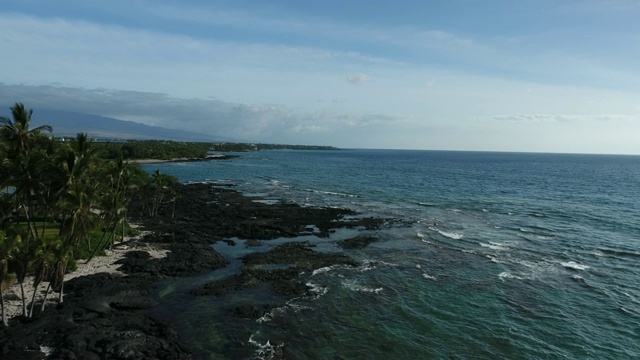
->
[3,228,168,320]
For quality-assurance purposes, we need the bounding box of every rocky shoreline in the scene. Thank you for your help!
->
[131,154,238,164]
[0,183,384,359]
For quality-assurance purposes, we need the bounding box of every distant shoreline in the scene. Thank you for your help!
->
[131,153,237,164]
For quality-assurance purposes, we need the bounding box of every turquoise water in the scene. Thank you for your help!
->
[146,150,640,359]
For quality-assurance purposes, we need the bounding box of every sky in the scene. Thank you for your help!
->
[1,0,639,154]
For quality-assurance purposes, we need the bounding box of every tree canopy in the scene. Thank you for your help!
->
[0,103,177,325]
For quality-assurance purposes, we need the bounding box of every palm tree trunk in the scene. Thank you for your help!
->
[58,281,64,304]
[41,282,52,312]
[85,216,115,263]
[1,282,8,327]
[109,228,117,249]
[40,183,52,237]
[19,281,27,317]
[22,203,38,241]
[28,281,41,318]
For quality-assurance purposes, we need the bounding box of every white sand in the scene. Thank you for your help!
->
[3,228,168,320]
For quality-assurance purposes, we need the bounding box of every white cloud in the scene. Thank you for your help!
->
[1,6,640,154]
[478,114,640,124]
[0,83,408,144]
[346,74,371,85]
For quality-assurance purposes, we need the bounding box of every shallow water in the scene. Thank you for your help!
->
[146,150,640,359]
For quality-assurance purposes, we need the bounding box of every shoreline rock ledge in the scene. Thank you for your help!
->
[0,182,384,359]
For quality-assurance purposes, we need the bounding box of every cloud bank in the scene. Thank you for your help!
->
[0,83,409,146]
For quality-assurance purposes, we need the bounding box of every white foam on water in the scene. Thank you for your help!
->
[306,281,328,298]
[416,231,433,244]
[498,271,523,281]
[479,242,508,251]
[561,261,590,271]
[304,188,359,198]
[257,301,311,324]
[422,273,437,281]
[257,307,285,323]
[40,345,55,357]
[312,265,340,276]
[358,259,387,272]
[429,227,464,240]
[418,202,434,207]
[486,255,505,263]
[248,334,284,360]
[621,291,638,303]
[619,307,640,318]
[342,279,383,294]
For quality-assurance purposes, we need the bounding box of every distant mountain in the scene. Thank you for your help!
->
[25,109,220,142]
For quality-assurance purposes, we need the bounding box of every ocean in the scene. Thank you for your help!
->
[144,149,640,359]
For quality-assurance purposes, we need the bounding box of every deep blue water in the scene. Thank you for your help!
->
[145,149,640,359]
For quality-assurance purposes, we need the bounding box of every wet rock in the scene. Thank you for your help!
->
[115,243,229,278]
[230,304,274,319]
[336,235,378,249]
[130,183,384,241]
[195,241,358,298]
[2,182,384,359]
[0,274,191,360]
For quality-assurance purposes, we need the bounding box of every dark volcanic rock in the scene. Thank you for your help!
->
[336,235,378,249]
[195,241,358,298]
[1,183,385,360]
[243,241,358,269]
[115,242,229,278]
[130,183,384,241]
[0,274,190,360]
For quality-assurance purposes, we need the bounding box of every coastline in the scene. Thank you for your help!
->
[0,182,383,359]
[131,153,237,164]
[2,227,166,320]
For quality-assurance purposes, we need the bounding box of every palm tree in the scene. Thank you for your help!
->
[50,134,101,304]
[149,169,177,216]
[49,238,73,304]
[1,105,54,317]
[59,183,99,250]
[7,228,32,318]
[28,237,56,317]
[0,103,52,155]
[0,229,21,327]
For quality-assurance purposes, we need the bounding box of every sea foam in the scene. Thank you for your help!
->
[248,334,284,360]
[422,273,437,281]
[498,271,523,281]
[342,279,383,294]
[561,261,590,271]
[429,227,464,240]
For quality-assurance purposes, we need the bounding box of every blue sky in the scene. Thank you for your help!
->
[1,0,639,153]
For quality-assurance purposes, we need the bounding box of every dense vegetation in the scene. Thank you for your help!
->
[0,103,177,326]
[96,140,338,160]
[208,143,338,152]
[97,140,210,160]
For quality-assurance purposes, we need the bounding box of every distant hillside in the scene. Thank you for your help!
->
[24,109,220,142]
